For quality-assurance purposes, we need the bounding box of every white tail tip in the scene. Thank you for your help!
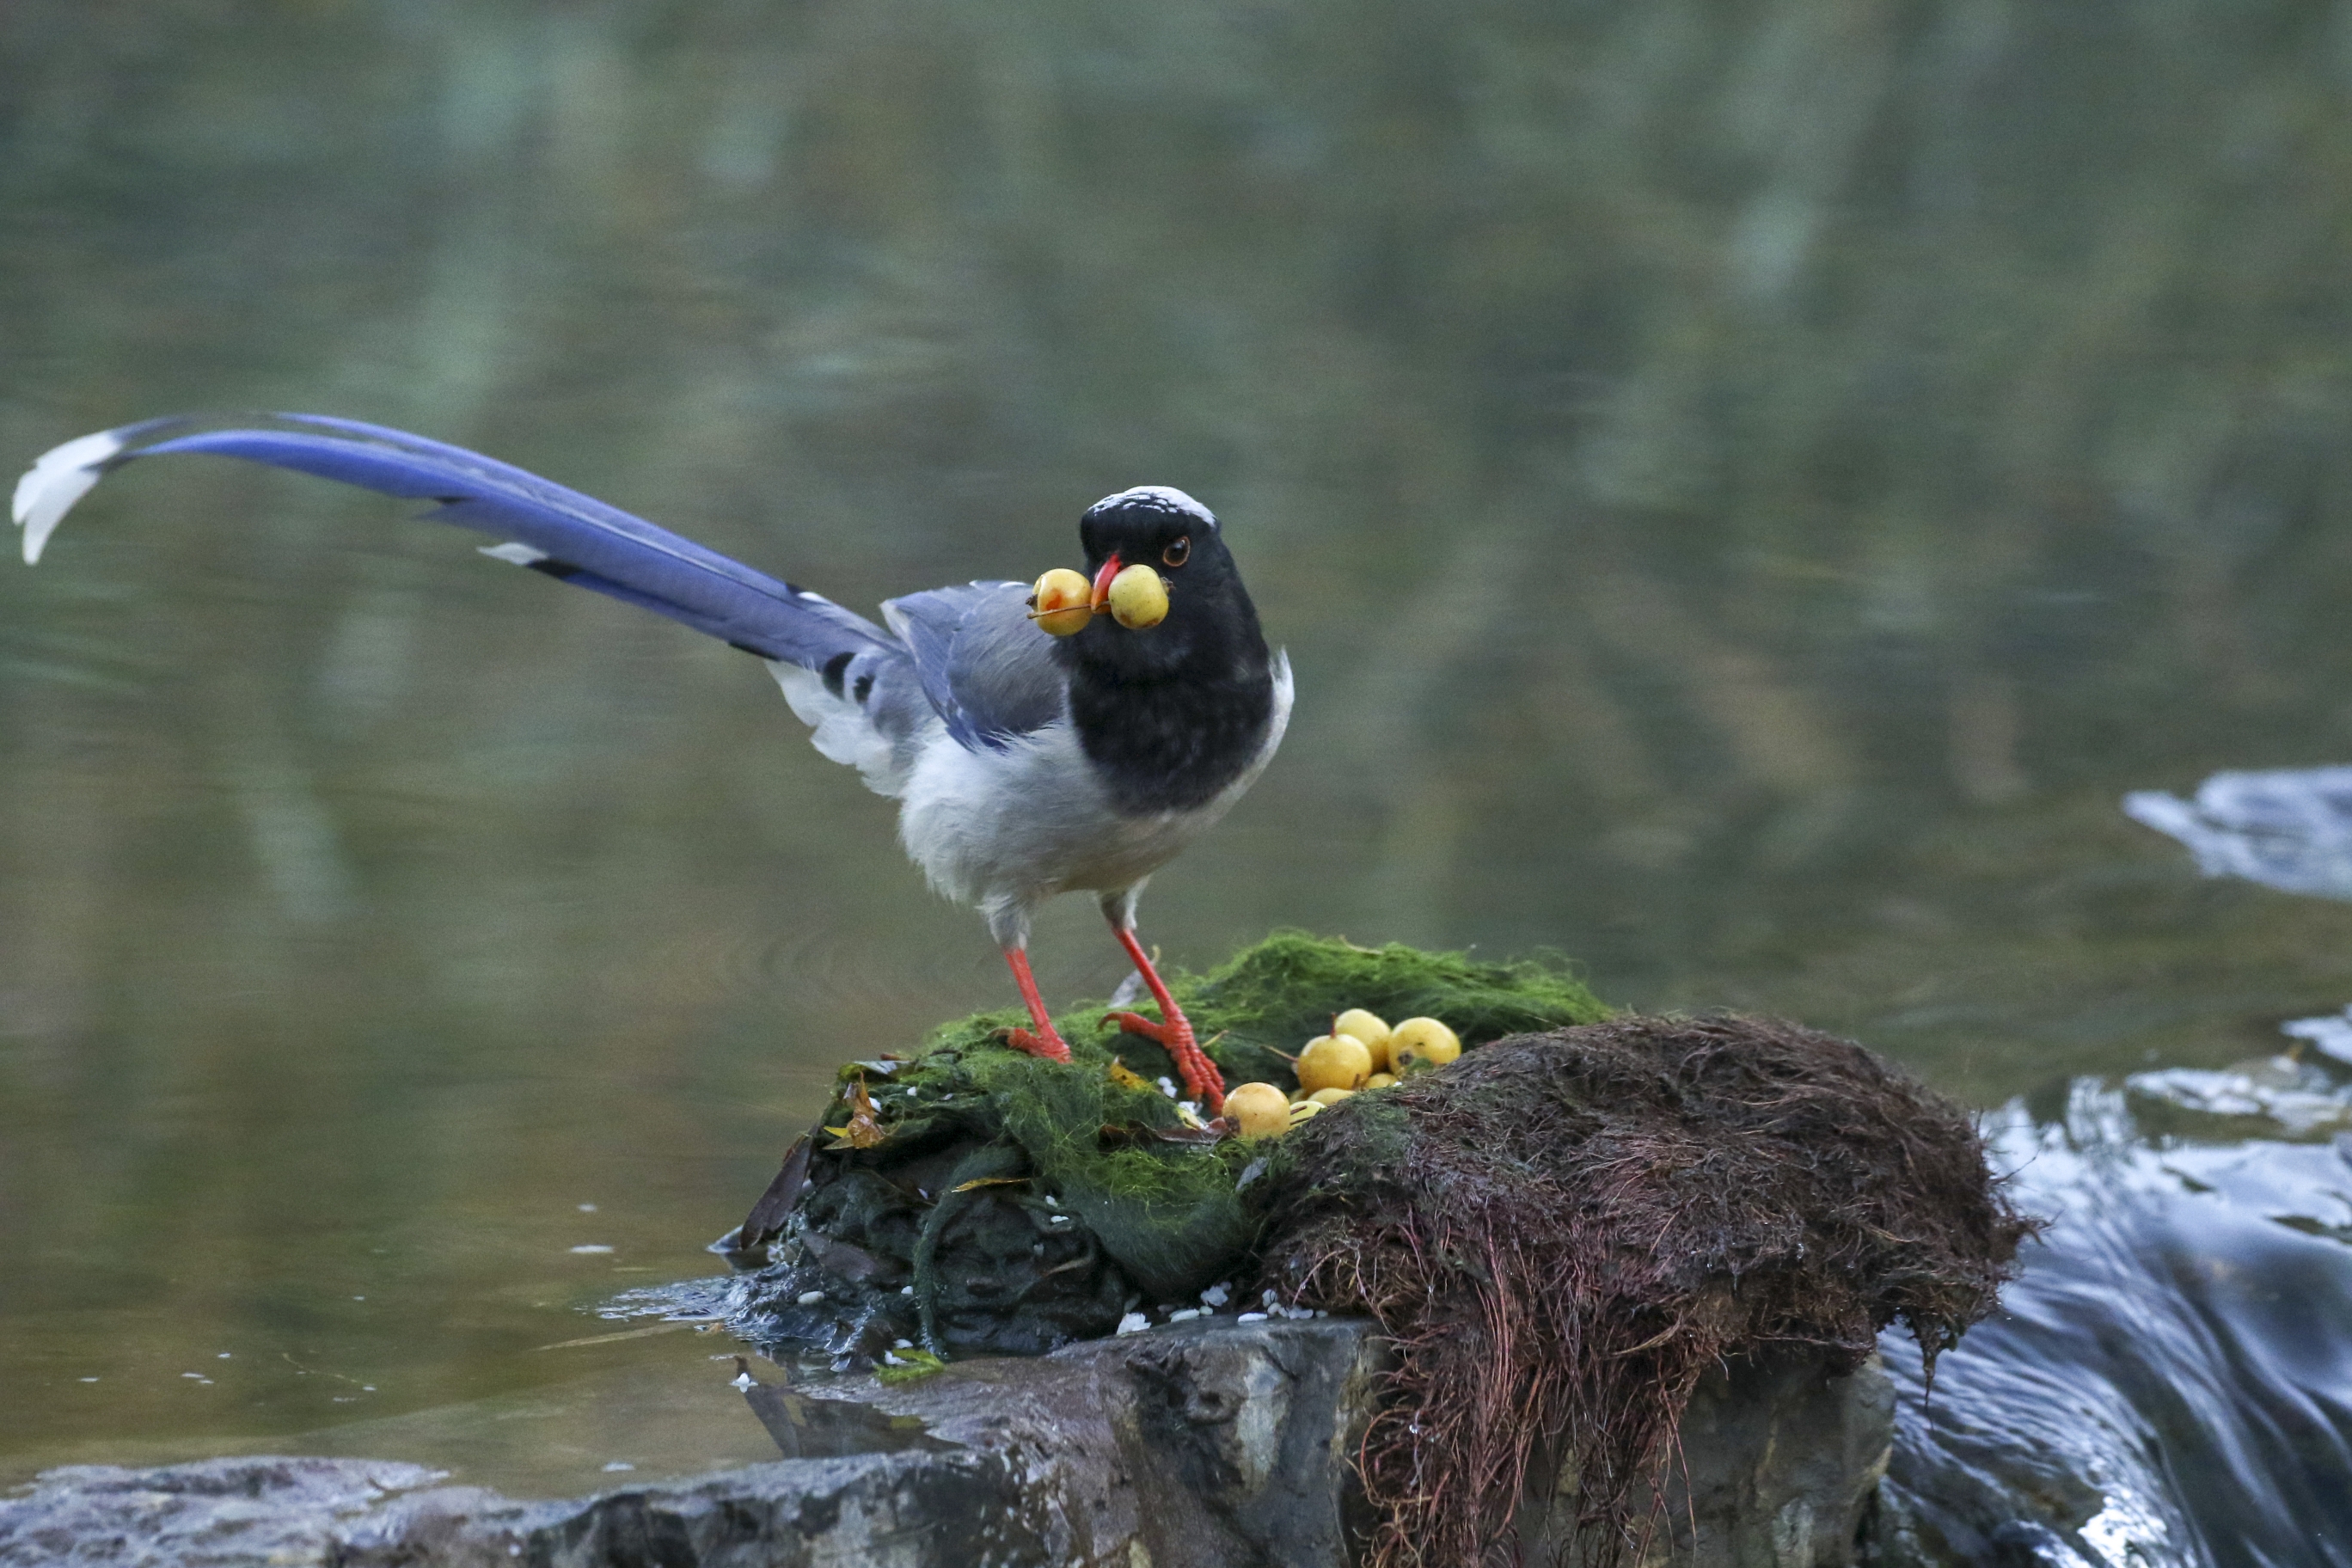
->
[14,427,131,564]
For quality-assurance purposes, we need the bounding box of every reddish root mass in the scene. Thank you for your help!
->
[1253,1016,2034,1568]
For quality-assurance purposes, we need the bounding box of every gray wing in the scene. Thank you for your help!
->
[881,581,1068,750]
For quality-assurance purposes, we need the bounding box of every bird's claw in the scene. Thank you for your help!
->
[1102,1011,1227,1114]
[1001,1025,1072,1063]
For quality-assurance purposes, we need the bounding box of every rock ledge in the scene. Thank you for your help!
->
[0,1317,1891,1567]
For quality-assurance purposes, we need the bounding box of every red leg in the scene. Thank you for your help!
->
[1103,923,1226,1113]
[1001,947,1070,1062]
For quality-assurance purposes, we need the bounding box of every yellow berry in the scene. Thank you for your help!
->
[1106,563,1170,629]
[1223,1081,1292,1138]
[1390,1017,1462,1075]
[1028,568,1094,637]
[1295,1032,1375,1093]
[1333,1008,1393,1069]
[1288,1099,1324,1125]
[1363,1073,1398,1090]
[1307,1087,1355,1106]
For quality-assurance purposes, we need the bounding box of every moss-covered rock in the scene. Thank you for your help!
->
[722,935,2025,1568]
[724,932,1613,1360]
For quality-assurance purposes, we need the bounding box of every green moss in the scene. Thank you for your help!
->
[1180,931,1614,1087]
[810,931,1618,1304]
[873,1348,946,1384]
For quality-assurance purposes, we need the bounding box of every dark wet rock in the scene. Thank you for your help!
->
[0,1455,441,1566]
[1,1318,1896,1568]
[1518,1352,1897,1568]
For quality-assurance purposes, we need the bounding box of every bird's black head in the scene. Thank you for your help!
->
[1057,485,1277,815]
[1064,486,1266,683]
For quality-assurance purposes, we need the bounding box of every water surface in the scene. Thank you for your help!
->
[5,0,2352,1506]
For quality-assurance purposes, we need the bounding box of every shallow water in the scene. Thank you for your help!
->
[4,0,2352,1539]
[1879,1074,2352,1568]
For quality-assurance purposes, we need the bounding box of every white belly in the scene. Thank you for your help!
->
[898,721,1212,903]
[894,652,1292,945]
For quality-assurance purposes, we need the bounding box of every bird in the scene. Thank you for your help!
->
[11,415,1290,1112]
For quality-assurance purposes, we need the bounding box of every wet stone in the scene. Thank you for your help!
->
[0,1319,1897,1568]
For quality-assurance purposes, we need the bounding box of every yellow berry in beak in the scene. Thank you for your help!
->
[1106,562,1170,629]
[1028,567,1094,637]
[1223,1081,1292,1138]
[1295,1032,1375,1093]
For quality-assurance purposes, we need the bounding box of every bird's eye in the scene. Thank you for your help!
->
[1162,536,1191,568]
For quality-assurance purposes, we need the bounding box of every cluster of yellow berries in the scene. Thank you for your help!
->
[1028,566,1169,634]
[1222,1010,1462,1139]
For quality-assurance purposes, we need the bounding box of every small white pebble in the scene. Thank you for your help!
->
[901,1285,915,1296]
[570,1245,615,1255]
[363,1385,377,1392]
[181,1372,205,1380]
[1044,1195,1060,1208]
[1167,1308,1202,1322]
[217,1352,232,1359]
[352,1295,366,1302]
[602,1461,634,1473]
[893,1338,913,1349]
[78,1376,99,1383]
[578,1204,598,1213]
[882,1351,906,1366]
[1199,1282,1231,1308]
[1049,1214,1071,1225]
[795,1290,825,1306]
[1115,1311,1150,1337]
[1238,1312,1268,1323]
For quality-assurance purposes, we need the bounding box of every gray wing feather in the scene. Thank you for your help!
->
[882,581,1067,750]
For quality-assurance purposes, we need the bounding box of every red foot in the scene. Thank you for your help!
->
[999,946,1072,1063]
[1004,1023,1071,1063]
[1105,1009,1226,1115]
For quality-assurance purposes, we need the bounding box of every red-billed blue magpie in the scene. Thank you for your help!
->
[13,416,1292,1111]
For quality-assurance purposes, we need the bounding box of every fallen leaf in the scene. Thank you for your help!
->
[824,1077,887,1150]
[737,1135,813,1249]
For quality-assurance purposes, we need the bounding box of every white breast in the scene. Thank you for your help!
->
[895,651,1292,946]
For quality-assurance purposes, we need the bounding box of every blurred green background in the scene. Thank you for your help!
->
[7,0,2352,1487]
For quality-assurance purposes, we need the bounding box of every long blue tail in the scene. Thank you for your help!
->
[11,413,897,670]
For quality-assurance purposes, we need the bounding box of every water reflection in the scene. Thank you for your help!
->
[738,1372,951,1462]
